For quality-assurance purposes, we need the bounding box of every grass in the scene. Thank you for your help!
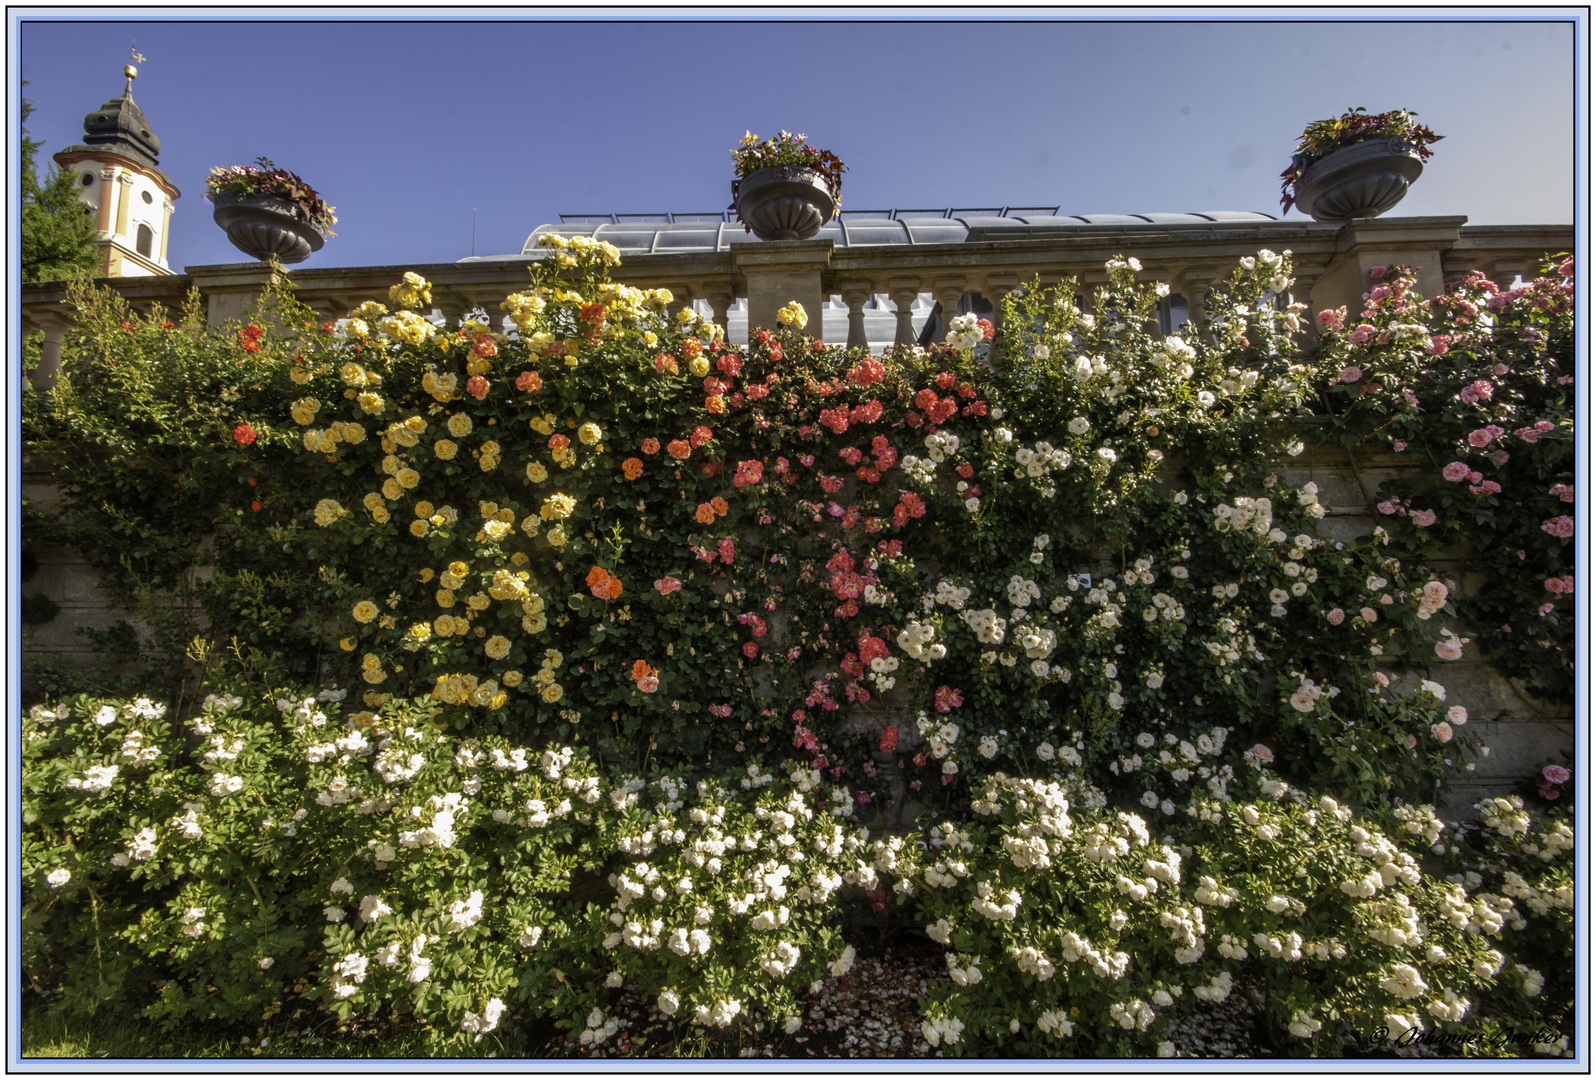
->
[19,993,560,1061]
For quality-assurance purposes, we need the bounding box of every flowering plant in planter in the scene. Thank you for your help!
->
[206,157,338,235]
[730,130,847,204]
[1279,108,1442,214]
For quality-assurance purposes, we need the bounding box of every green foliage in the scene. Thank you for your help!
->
[19,239,1574,1057]
[20,84,100,283]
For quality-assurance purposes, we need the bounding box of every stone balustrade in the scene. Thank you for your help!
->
[20,217,1571,390]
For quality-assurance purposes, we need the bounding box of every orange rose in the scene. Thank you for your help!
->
[695,503,717,525]
[630,659,655,680]
[705,395,727,414]
[549,433,571,452]
[667,439,691,460]
[710,496,729,517]
[641,438,661,455]
[681,338,702,360]
[654,354,679,375]
[586,566,610,589]
[471,334,499,358]
[622,457,644,480]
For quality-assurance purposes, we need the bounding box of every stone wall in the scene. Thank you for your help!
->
[21,436,1570,819]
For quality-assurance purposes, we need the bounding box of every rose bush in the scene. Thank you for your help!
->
[20,238,1573,1054]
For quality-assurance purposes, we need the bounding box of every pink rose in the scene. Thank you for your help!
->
[1340,366,1363,383]
[1441,462,1469,482]
[1410,509,1436,528]
[1369,285,1392,303]
[1405,735,1418,750]
[1360,607,1379,623]
[1368,266,1386,279]
[1467,428,1494,448]
[1435,639,1463,661]
[1391,439,1407,452]
[637,675,659,694]
[1326,608,1345,625]
[1317,308,1345,329]
[1428,336,1450,356]
[1431,722,1453,743]
[1543,764,1571,785]
[653,576,682,596]
[1541,516,1574,539]
[1250,744,1275,764]
[1377,500,1397,515]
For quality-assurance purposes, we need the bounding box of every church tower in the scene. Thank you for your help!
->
[52,62,179,277]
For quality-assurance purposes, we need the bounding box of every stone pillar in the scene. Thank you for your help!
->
[982,275,1021,365]
[188,264,278,327]
[96,167,119,235]
[839,281,872,351]
[29,314,73,394]
[888,278,922,351]
[932,278,967,345]
[732,240,832,339]
[114,172,135,239]
[1482,260,1528,292]
[1307,216,1466,324]
[159,200,174,265]
[706,287,736,337]
[661,284,692,324]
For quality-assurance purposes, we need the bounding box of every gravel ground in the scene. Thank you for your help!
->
[542,937,1277,1060]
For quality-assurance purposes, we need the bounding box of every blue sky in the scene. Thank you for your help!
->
[14,13,1582,271]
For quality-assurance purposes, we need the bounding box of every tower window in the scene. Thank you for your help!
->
[81,172,95,187]
[142,190,153,204]
[136,224,154,258]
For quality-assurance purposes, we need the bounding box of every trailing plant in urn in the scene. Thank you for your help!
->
[1280,108,1442,219]
[730,131,846,240]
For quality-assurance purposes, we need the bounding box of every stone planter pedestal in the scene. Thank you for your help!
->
[732,166,837,241]
[209,193,326,264]
[1292,139,1425,224]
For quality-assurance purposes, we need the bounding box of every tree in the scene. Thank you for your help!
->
[21,82,100,283]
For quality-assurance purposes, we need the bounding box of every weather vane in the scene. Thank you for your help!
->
[130,41,146,64]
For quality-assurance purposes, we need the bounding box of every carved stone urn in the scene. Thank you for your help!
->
[1291,139,1425,224]
[732,165,836,241]
[209,193,326,264]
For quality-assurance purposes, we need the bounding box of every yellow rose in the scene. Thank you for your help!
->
[352,600,379,623]
[381,454,401,475]
[343,318,370,339]
[577,423,601,446]
[485,635,511,660]
[480,440,501,458]
[434,439,458,460]
[362,667,387,685]
[546,525,566,548]
[362,492,384,513]
[418,567,435,582]
[302,429,324,452]
[688,356,710,377]
[483,520,511,541]
[396,468,421,489]
[357,391,384,415]
[433,615,454,637]
[448,560,469,577]
[529,416,554,436]
[502,670,523,687]
[313,499,345,526]
[339,637,357,652]
[540,683,564,703]
[340,421,367,444]
[289,365,312,384]
[382,479,403,501]
[541,493,576,520]
[408,622,432,643]
[363,692,391,707]
[409,519,428,537]
[404,416,428,434]
[523,594,545,616]
[290,397,320,425]
[361,652,382,670]
[522,613,547,634]
[642,330,658,347]
[526,462,549,484]
[392,425,419,448]
[436,589,456,608]
[520,516,539,538]
[489,693,508,711]
[450,616,469,636]
[414,500,435,519]
[371,506,390,525]
[447,413,473,438]
[479,455,499,473]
